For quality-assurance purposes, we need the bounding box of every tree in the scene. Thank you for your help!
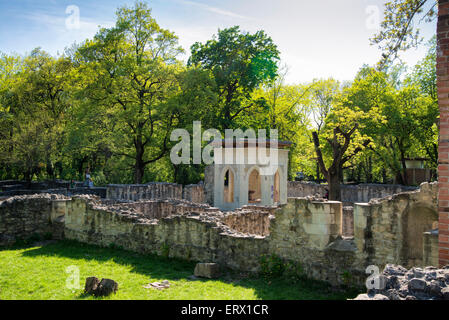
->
[75,1,183,183]
[342,66,398,183]
[344,52,438,185]
[312,105,376,200]
[0,52,22,179]
[308,79,341,181]
[406,38,438,169]
[240,66,314,179]
[371,0,437,64]
[188,26,280,130]
[169,67,218,184]
[0,49,73,181]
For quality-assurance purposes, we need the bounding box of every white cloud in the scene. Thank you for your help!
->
[21,10,113,37]
[18,10,114,54]
[178,0,251,20]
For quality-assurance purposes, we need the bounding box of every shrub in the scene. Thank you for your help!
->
[160,243,170,258]
[26,233,42,244]
[108,242,123,250]
[284,260,306,282]
[341,270,353,288]
[260,254,306,281]
[260,254,285,278]
[92,171,108,187]
[43,232,53,240]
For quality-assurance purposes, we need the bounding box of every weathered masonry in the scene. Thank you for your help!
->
[0,182,438,287]
[287,182,417,204]
[438,0,449,267]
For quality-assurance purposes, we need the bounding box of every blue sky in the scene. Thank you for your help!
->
[0,0,437,83]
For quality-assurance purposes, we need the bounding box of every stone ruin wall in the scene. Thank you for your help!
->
[423,230,439,267]
[1,178,419,209]
[0,180,206,204]
[106,183,205,204]
[0,193,360,285]
[342,206,354,237]
[0,193,68,245]
[106,183,183,201]
[59,196,365,285]
[287,181,417,204]
[120,199,218,220]
[104,180,418,240]
[0,182,439,287]
[287,182,419,239]
[64,196,267,272]
[183,184,206,204]
[353,182,439,269]
[221,206,277,236]
[0,179,111,199]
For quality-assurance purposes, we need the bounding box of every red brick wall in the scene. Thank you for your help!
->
[438,0,449,267]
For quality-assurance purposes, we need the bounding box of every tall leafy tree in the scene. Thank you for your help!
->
[1,49,73,181]
[0,53,23,179]
[406,38,438,168]
[312,103,378,200]
[371,0,436,64]
[308,79,341,181]
[74,1,183,183]
[241,67,314,179]
[188,26,280,130]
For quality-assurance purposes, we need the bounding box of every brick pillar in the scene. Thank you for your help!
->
[438,0,449,267]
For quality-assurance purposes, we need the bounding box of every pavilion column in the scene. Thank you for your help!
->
[437,0,449,267]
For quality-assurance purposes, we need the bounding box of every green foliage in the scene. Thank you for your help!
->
[108,242,124,251]
[160,242,170,258]
[341,40,438,184]
[185,247,192,260]
[283,260,306,282]
[43,232,53,241]
[371,0,436,64]
[73,1,184,184]
[0,1,439,187]
[25,233,42,244]
[91,171,108,187]
[340,270,353,288]
[0,49,72,181]
[260,254,285,278]
[260,254,305,281]
[189,26,280,129]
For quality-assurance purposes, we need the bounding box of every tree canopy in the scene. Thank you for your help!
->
[0,1,439,190]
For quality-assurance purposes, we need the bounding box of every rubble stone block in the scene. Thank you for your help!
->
[84,276,100,295]
[194,263,221,279]
[95,278,119,296]
[442,287,449,300]
[84,277,118,297]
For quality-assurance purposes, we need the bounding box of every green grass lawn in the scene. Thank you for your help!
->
[0,240,360,300]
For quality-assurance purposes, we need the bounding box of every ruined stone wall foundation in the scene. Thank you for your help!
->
[0,194,69,245]
[0,182,440,287]
[288,181,417,204]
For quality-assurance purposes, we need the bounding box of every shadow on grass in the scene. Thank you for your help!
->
[19,240,360,300]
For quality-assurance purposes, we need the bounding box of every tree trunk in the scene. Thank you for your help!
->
[46,159,54,180]
[365,156,373,183]
[356,165,361,182]
[327,169,341,201]
[134,136,145,184]
[400,156,408,185]
[382,167,387,184]
[173,164,179,184]
[23,170,31,182]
